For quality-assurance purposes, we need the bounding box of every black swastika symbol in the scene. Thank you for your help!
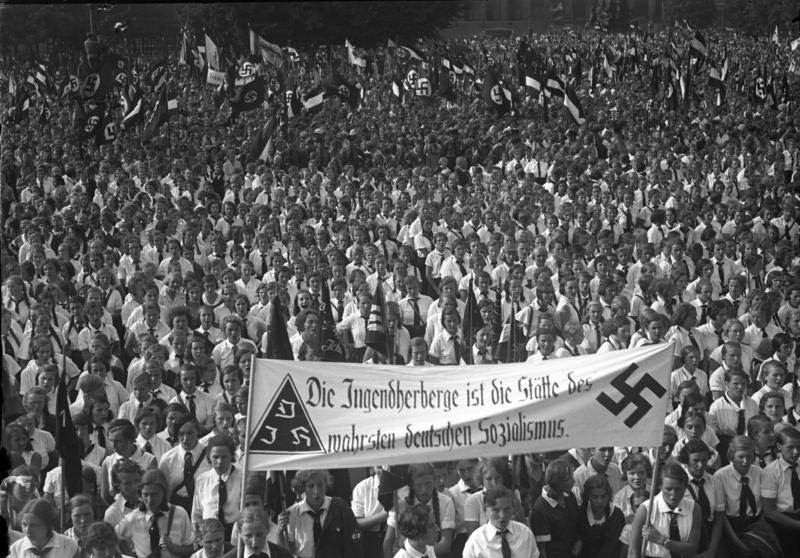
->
[596,363,666,428]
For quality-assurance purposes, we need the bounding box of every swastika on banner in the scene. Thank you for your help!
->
[249,374,325,454]
[596,363,666,428]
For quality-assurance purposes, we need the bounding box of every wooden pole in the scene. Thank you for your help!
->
[238,353,256,558]
[640,445,664,558]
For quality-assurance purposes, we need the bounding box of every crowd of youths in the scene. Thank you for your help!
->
[2,18,800,558]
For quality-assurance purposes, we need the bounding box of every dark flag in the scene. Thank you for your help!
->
[365,281,388,353]
[264,293,294,360]
[95,111,118,146]
[460,278,484,365]
[144,59,168,92]
[378,466,408,511]
[78,103,104,142]
[482,68,512,115]
[229,76,265,119]
[56,359,82,497]
[142,86,168,143]
[319,281,346,362]
[494,310,521,364]
[436,67,455,101]
[248,114,277,164]
[1,356,26,422]
[13,89,30,123]
[323,73,360,111]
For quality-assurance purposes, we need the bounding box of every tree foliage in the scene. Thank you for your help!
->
[188,2,469,49]
[719,0,799,36]
[663,0,718,28]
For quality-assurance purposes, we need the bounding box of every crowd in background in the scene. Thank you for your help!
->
[1,20,800,558]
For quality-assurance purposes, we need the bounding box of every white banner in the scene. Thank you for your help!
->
[245,344,673,470]
[206,68,226,86]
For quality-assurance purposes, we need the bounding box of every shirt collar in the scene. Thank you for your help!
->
[655,493,688,516]
[216,466,234,483]
[244,547,271,558]
[21,535,58,553]
[541,486,567,508]
[402,539,431,558]
[299,496,331,514]
[587,507,607,526]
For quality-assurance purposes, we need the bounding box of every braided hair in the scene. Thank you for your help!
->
[405,463,441,532]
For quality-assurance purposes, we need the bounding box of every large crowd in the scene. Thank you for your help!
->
[1,18,800,558]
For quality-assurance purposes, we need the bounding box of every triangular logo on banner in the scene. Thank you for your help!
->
[250,374,325,454]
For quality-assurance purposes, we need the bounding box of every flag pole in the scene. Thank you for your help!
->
[59,348,68,532]
[640,445,663,558]
[239,353,256,558]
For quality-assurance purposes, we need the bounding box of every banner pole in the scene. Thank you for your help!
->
[640,445,663,558]
[239,353,256,558]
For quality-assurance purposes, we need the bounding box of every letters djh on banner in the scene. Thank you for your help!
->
[246,344,673,470]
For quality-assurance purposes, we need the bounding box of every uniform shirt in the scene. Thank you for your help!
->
[9,533,79,558]
[336,313,369,348]
[210,339,238,369]
[116,505,195,558]
[43,461,103,511]
[77,322,119,350]
[425,249,450,279]
[137,433,172,462]
[669,367,710,398]
[71,371,129,415]
[351,473,384,532]
[393,539,437,558]
[118,394,155,423]
[286,496,333,558]
[102,448,158,495]
[761,457,800,513]
[446,478,475,534]
[170,389,216,427]
[708,393,759,438]
[159,443,211,497]
[640,494,695,558]
[463,520,539,558]
[742,322,782,349]
[191,465,243,525]
[429,329,465,365]
[398,294,434,329]
[713,464,763,517]
[104,492,140,526]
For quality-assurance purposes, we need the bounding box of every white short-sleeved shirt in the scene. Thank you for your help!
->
[9,534,79,558]
[713,464,763,517]
[351,473,383,530]
[760,457,800,513]
[462,520,539,558]
[116,505,195,558]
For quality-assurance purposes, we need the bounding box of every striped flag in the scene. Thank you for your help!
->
[121,95,143,129]
[525,74,542,92]
[563,86,586,125]
[689,31,707,59]
[251,29,283,68]
[302,88,325,111]
[248,114,277,163]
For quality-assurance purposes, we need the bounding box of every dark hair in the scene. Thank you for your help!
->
[107,419,137,441]
[677,439,711,464]
[581,474,613,517]
[205,434,236,456]
[660,461,688,486]
[396,504,433,541]
[621,453,653,478]
[406,463,441,530]
[483,485,514,507]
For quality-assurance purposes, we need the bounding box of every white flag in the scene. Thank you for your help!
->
[204,34,220,71]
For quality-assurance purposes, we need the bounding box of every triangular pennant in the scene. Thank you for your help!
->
[249,374,324,454]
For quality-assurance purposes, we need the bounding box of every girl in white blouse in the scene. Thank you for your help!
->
[628,461,701,558]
